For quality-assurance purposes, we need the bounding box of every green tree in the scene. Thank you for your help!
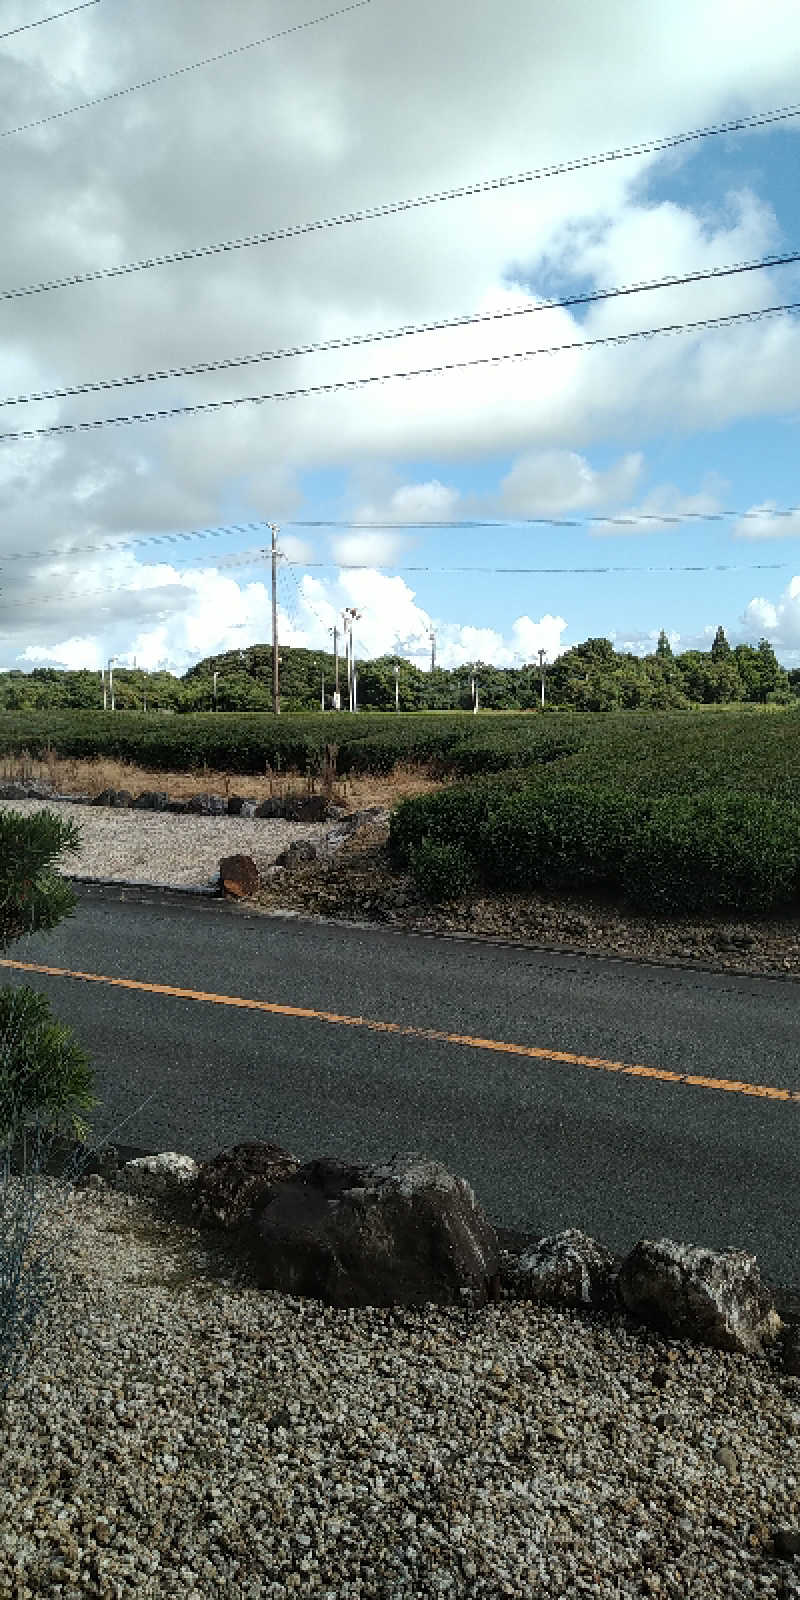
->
[655,630,673,659]
[710,625,732,662]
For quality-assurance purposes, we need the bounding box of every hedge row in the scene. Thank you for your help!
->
[1,705,799,791]
[389,776,800,913]
[0,710,583,778]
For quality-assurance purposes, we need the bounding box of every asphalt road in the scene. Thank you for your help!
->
[2,886,799,1288]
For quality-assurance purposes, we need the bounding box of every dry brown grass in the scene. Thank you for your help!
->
[0,750,446,813]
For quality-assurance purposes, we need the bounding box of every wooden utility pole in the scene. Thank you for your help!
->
[270,524,280,715]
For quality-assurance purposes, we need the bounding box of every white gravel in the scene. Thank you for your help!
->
[0,798,330,889]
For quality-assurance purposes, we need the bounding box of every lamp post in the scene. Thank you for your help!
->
[538,648,547,708]
[394,662,400,711]
[108,656,118,712]
[212,670,218,711]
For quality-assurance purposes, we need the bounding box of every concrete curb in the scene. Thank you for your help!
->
[68,875,219,897]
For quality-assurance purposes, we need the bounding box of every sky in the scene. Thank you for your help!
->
[0,0,799,677]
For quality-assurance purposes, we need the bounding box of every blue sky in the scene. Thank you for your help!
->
[0,0,799,674]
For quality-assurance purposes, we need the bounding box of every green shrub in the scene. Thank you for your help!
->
[408,840,477,903]
[392,774,800,915]
[620,792,800,913]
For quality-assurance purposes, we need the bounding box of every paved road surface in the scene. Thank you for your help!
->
[2,887,798,1287]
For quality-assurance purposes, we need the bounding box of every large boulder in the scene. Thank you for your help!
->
[617,1238,783,1355]
[219,853,260,899]
[192,1141,300,1232]
[246,1151,501,1309]
[132,791,170,811]
[507,1227,620,1311]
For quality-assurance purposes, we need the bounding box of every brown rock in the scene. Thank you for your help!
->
[247,1151,501,1309]
[192,1141,300,1232]
[219,853,260,899]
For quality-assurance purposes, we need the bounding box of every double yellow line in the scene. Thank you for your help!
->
[1,956,798,1104]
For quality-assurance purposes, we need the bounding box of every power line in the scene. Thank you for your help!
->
[0,0,100,40]
[2,557,792,610]
[4,250,798,411]
[286,508,800,530]
[287,560,793,574]
[1,504,798,567]
[0,0,375,140]
[3,99,800,300]
[2,299,798,444]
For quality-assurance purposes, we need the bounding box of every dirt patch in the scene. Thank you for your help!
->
[254,823,800,979]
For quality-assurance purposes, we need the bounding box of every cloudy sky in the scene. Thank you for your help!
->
[1,0,799,676]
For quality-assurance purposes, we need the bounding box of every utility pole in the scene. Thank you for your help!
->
[331,625,340,710]
[538,648,547,708]
[321,673,325,711]
[108,657,118,712]
[394,662,400,710]
[429,628,436,673]
[270,523,280,715]
[471,674,479,714]
[342,608,361,712]
[101,668,107,711]
[212,670,218,711]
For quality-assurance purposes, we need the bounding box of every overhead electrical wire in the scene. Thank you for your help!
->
[0,0,100,40]
[3,100,800,300]
[0,0,375,139]
[3,557,792,611]
[3,250,799,411]
[1,299,798,444]
[2,504,799,567]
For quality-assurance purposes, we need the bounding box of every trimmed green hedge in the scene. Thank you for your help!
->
[391,776,800,913]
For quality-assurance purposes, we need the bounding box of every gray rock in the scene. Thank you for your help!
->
[254,797,284,819]
[132,791,170,811]
[510,1227,619,1311]
[275,839,318,870]
[227,795,257,816]
[187,793,227,815]
[91,788,133,808]
[247,1151,501,1309]
[617,1237,783,1355]
[192,1141,300,1232]
[282,795,329,823]
[167,799,189,813]
[0,780,57,800]
[773,1528,800,1561]
[783,1323,800,1377]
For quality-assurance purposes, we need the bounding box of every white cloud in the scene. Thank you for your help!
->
[497,449,644,516]
[733,501,800,539]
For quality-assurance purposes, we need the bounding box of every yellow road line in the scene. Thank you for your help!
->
[1,956,798,1104]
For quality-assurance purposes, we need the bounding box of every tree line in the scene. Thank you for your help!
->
[0,628,794,714]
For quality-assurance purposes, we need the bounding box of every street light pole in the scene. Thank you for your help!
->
[212,670,218,711]
[270,523,280,715]
[394,662,400,710]
[538,648,547,708]
[108,657,118,712]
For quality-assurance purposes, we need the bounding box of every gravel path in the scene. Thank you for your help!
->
[0,1177,798,1599]
[0,798,330,889]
